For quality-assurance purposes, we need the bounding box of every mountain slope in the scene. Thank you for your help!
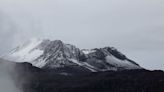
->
[12,65,164,92]
[0,58,163,92]
[3,38,142,72]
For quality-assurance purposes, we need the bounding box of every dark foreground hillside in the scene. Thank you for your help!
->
[10,62,164,92]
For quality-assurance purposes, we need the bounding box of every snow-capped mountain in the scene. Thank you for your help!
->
[3,38,142,72]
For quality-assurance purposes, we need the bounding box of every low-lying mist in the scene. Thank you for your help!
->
[0,59,21,92]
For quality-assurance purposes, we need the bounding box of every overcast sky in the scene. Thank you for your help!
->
[0,0,163,70]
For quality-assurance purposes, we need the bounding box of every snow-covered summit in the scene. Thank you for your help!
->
[3,38,142,72]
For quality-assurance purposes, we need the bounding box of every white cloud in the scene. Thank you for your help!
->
[0,0,163,70]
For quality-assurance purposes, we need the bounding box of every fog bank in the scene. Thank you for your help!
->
[0,59,21,92]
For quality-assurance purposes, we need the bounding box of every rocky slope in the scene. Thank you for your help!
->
[3,38,142,72]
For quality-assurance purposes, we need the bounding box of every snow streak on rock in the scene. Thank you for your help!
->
[3,38,142,72]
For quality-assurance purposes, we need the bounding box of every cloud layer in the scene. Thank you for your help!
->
[0,0,163,70]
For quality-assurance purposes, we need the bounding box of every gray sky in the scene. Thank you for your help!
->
[0,0,163,70]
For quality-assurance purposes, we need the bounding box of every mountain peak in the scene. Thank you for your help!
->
[3,38,142,72]
[54,40,63,44]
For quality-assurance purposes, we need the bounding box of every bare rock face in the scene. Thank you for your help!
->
[3,38,142,72]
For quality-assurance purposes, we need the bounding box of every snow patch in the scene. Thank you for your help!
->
[82,49,96,54]
[69,59,83,66]
[33,59,47,68]
[9,38,43,62]
[70,59,97,72]
[83,62,97,72]
[105,55,140,69]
